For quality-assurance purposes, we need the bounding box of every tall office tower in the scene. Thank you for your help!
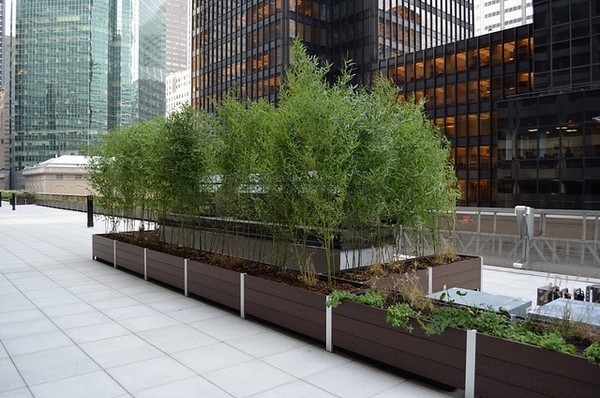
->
[166,0,189,74]
[165,0,190,116]
[191,0,474,111]
[474,0,533,36]
[12,0,166,171]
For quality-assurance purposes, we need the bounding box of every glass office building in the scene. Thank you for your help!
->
[13,0,166,170]
[192,0,600,209]
[192,0,473,111]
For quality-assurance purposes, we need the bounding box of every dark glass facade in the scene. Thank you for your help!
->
[13,0,166,169]
[192,0,600,209]
[497,90,600,209]
[192,0,473,111]
[382,25,534,206]
[533,0,600,90]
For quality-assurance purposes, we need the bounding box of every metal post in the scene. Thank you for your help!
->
[86,195,94,227]
[0,191,2,207]
[240,273,246,319]
[465,330,477,398]
[11,193,16,210]
[326,295,333,352]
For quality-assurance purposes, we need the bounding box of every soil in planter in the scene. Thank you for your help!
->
[106,230,361,295]
[335,255,470,283]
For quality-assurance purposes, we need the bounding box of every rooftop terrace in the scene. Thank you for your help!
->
[1,205,599,397]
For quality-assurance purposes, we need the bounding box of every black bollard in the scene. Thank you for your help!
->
[87,195,94,227]
[0,191,2,207]
[11,193,16,210]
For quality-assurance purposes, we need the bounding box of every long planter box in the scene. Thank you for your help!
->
[476,334,600,398]
[332,301,466,388]
[372,255,482,294]
[92,234,114,264]
[146,249,185,290]
[187,259,240,311]
[91,234,600,397]
[116,240,144,275]
[245,275,326,342]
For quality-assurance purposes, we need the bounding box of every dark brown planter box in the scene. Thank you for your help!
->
[370,255,482,294]
[476,334,600,398]
[115,240,144,275]
[146,249,184,290]
[245,275,326,342]
[430,255,482,292]
[187,259,240,311]
[92,234,114,264]
[332,301,466,389]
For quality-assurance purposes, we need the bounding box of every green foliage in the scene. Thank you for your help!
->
[584,342,600,365]
[326,290,385,309]
[386,303,415,332]
[87,117,162,231]
[87,40,459,280]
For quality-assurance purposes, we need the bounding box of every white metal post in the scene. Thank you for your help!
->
[326,295,333,352]
[240,273,246,319]
[465,329,477,398]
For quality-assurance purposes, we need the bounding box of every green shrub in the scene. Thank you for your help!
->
[585,342,600,365]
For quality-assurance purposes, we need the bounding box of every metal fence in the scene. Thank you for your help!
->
[446,207,600,278]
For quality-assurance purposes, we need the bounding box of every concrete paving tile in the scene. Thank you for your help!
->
[119,313,181,333]
[137,324,218,354]
[172,342,253,374]
[132,376,231,398]
[203,359,295,398]
[3,330,73,356]
[41,302,97,317]
[0,300,36,314]
[227,330,307,359]
[0,358,26,393]
[106,356,195,393]
[29,371,126,398]
[372,380,464,398]
[88,296,141,310]
[190,316,268,342]
[104,304,161,322]
[303,361,403,398]
[31,293,83,309]
[249,380,337,398]
[262,345,351,378]
[127,291,180,304]
[80,334,163,369]
[63,321,130,344]
[0,309,45,326]
[51,311,112,329]
[11,346,100,386]
[76,289,127,302]
[166,305,226,324]
[22,287,70,300]
[0,388,34,398]
[0,318,58,339]
[146,297,200,314]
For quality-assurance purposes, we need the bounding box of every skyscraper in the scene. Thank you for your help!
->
[474,0,533,35]
[11,0,166,172]
[191,0,474,111]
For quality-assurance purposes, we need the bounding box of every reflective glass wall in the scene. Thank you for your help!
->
[14,0,166,169]
[382,25,534,207]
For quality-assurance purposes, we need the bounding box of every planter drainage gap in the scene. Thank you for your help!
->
[240,273,246,319]
[465,329,477,398]
[326,295,333,352]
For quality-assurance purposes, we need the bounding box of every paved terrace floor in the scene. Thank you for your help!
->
[1,205,599,398]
